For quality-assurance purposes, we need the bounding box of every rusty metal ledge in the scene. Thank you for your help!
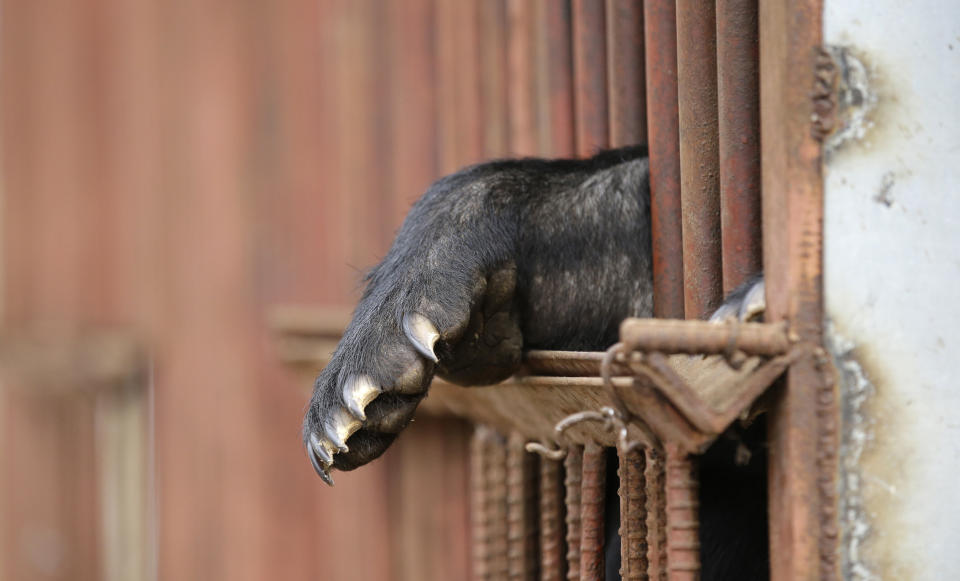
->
[271,306,793,449]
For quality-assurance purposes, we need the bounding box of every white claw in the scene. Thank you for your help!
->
[403,313,441,362]
[740,279,766,321]
[343,374,380,420]
[309,432,334,465]
[708,304,738,323]
[325,407,362,452]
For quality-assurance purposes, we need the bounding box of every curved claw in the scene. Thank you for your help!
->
[325,407,361,452]
[403,313,440,363]
[740,279,766,321]
[310,432,333,465]
[307,441,335,486]
[343,374,380,420]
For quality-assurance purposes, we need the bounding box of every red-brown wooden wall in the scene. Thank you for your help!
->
[0,1,649,580]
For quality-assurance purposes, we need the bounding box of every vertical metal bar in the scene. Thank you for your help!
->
[664,444,699,581]
[672,5,717,577]
[488,430,511,579]
[572,0,609,155]
[606,0,647,147]
[536,0,575,157]
[472,427,494,581]
[564,446,584,581]
[540,457,568,581]
[759,2,835,581]
[507,432,540,580]
[579,444,607,580]
[618,447,648,580]
[717,0,762,292]
[645,447,667,581]
[643,0,684,319]
[676,0,722,318]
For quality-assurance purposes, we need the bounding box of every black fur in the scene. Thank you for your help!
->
[305,146,652,468]
[304,145,767,580]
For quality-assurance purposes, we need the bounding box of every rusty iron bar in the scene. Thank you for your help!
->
[488,429,511,579]
[717,0,762,293]
[526,317,790,375]
[664,444,699,581]
[676,0,722,319]
[537,0,575,157]
[471,427,493,580]
[643,0,684,319]
[759,2,837,580]
[619,319,791,357]
[618,446,648,580]
[507,432,540,580]
[579,444,606,580]
[564,446,584,581]
[606,0,647,147]
[572,0,609,155]
[540,456,568,581]
[645,447,668,581]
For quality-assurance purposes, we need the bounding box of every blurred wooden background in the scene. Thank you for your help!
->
[0,0,474,579]
[0,1,646,580]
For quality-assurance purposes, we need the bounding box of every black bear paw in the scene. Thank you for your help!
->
[303,264,523,485]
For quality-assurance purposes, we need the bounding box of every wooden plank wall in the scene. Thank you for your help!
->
[0,1,648,581]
